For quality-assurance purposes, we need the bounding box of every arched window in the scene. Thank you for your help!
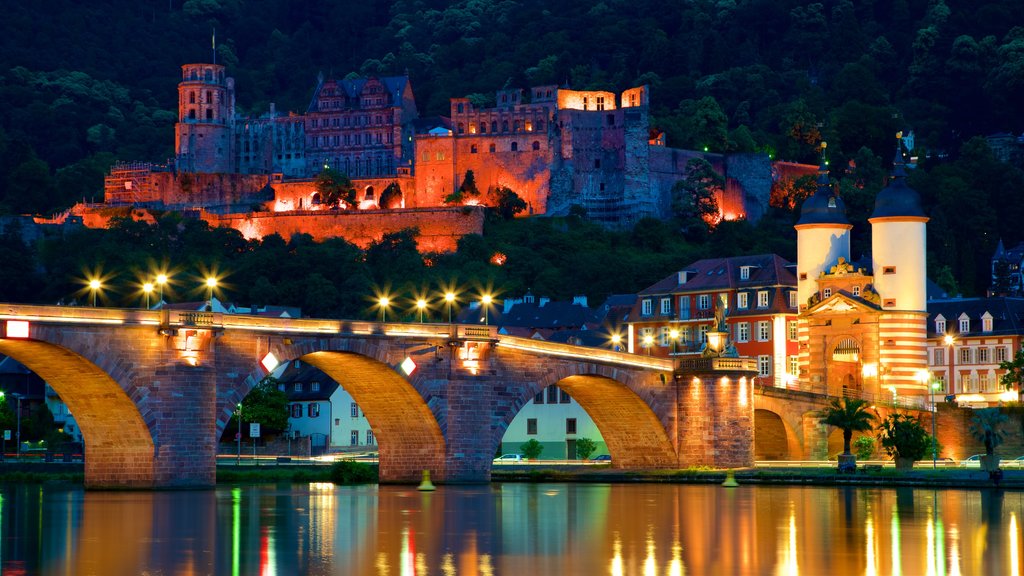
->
[491,121,498,132]
[189,109,196,120]
[489,143,496,153]
[189,92,195,104]
[206,109,213,120]
[832,338,860,363]
[532,141,540,151]
[513,120,520,131]
[471,145,478,154]
[502,120,509,132]
[510,142,518,152]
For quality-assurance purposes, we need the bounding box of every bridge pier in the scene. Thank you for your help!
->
[675,360,757,468]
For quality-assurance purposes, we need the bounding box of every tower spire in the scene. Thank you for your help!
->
[212,28,216,65]
[892,131,906,179]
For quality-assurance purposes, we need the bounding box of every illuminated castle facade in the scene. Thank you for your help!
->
[795,141,930,400]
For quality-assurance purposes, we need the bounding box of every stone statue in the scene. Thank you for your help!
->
[714,293,728,332]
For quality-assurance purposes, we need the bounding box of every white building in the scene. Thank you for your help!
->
[500,384,606,459]
[276,361,376,453]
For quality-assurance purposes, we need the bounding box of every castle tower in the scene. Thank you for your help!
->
[175,63,235,173]
[869,135,930,395]
[794,144,851,310]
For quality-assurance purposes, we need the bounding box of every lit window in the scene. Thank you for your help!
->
[736,322,750,343]
[852,285,861,296]
[788,356,799,378]
[983,315,993,332]
[660,298,672,315]
[757,291,769,308]
[738,293,748,309]
[758,321,771,341]
[659,326,671,346]
[740,266,750,280]
[788,321,798,341]
[758,355,771,377]
[978,347,990,363]
[822,288,832,299]
[996,347,1008,362]
[641,299,653,316]
[698,294,711,310]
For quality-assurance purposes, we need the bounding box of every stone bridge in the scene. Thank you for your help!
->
[0,304,759,489]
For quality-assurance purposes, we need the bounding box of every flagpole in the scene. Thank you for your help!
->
[212,28,216,64]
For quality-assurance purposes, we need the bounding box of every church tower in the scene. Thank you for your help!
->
[869,134,930,395]
[175,63,235,173]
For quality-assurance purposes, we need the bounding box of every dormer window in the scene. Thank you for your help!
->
[822,288,832,299]
[641,299,652,316]
[757,291,769,308]
[660,297,672,315]
[935,315,946,334]
[958,313,970,334]
[740,266,750,280]
[852,285,861,297]
[738,293,749,309]
[982,312,993,332]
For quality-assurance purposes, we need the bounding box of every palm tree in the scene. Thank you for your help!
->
[818,398,877,455]
[969,408,1009,456]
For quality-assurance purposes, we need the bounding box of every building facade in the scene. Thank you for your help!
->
[500,384,607,459]
[626,254,799,386]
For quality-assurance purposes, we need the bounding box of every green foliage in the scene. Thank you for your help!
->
[877,413,931,461]
[999,348,1024,393]
[520,439,544,460]
[818,398,877,455]
[671,158,722,239]
[314,168,356,208]
[444,170,481,205]
[237,377,289,436]
[329,460,378,485]
[487,186,527,220]
[969,408,1009,455]
[575,437,597,460]
[379,182,403,209]
[853,435,876,460]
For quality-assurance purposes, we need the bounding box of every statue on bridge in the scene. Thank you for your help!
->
[701,294,737,358]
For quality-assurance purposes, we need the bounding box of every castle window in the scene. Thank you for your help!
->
[491,121,498,132]
[489,143,496,153]
[525,120,533,131]
[469,123,477,134]
[533,141,541,151]
[511,142,518,152]
[206,90,212,102]
[458,123,465,134]
[596,96,605,110]
[758,355,771,377]
[583,96,589,110]
[479,123,486,134]
[471,145,478,154]
[537,120,545,131]
[514,120,520,131]
[502,121,509,132]
[189,92,195,104]
[607,114,615,126]
[594,159,601,169]
[189,109,196,120]
[852,285,861,296]
[883,266,896,275]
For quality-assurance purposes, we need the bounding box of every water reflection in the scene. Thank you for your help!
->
[0,483,1022,575]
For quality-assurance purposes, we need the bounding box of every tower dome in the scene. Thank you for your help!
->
[870,141,926,219]
[796,151,850,226]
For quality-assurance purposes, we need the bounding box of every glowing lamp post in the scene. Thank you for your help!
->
[481,294,493,325]
[944,334,955,395]
[417,299,427,323]
[669,329,680,355]
[88,279,101,307]
[643,334,654,356]
[156,273,168,305]
[379,296,390,323]
[142,283,154,309]
[611,333,622,352]
[205,277,218,311]
[236,403,243,465]
[445,292,456,323]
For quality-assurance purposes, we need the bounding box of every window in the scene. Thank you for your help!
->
[936,318,946,334]
[738,293,748,309]
[679,296,690,319]
[639,327,655,346]
[351,403,359,417]
[758,355,771,377]
[758,321,771,342]
[698,294,711,310]
[822,288,832,299]
[566,418,577,434]
[659,326,671,346]
[660,297,672,315]
[366,430,375,445]
[789,291,798,308]
[547,385,559,403]
[740,266,750,280]
[983,315,993,332]
[757,291,769,308]
[852,285,861,296]
[959,317,970,333]
[532,140,540,151]
[883,266,896,275]
[788,321,798,341]
[534,392,544,404]
[291,404,302,418]
[335,418,340,426]
[933,348,945,366]
[350,430,359,445]
[978,347,990,363]
[736,322,750,343]
[788,356,799,378]
[979,372,990,390]
[510,142,518,152]
[527,418,538,435]
[996,347,1008,362]
[311,382,320,392]
[642,299,653,316]
[560,389,570,404]
[471,145,478,154]
[959,347,971,364]
[294,383,303,392]
[308,403,320,417]
[698,324,709,342]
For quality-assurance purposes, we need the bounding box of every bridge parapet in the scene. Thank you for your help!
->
[497,335,674,370]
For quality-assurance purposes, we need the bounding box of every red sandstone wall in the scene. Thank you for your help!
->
[936,404,1024,460]
[205,206,485,253]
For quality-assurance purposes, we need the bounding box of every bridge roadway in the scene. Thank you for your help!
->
[0,303,864,488]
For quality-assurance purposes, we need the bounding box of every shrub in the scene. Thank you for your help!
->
[853,435,876,460]
[329,460,378,485]
[969,408,1009,456]
[877,413,931,461]
[520,439,544,460]
[575,438,597,460]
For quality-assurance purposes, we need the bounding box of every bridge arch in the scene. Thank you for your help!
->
[0,338,154,488]
[226,338,445,483]
[751,395,806,461]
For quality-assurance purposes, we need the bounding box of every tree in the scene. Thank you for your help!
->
[519,438,543,460]
[999,348,1024,395]
[969,408,1009,456]
[237,376,289,436]
[315,168,356,208]
[818,397,877,455]
[877,413,931,462]
[671,158,722,238]
[853,435,876,460]
[575,437,597,460]
[487,185,527,220]
[379,182,403,209]
[991,259,1015,296]
[444,170,481,205]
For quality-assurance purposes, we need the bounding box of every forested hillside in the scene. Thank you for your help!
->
[1,0,1023,300]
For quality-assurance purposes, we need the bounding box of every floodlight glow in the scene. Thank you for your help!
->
[5,320,30,339]
[261,352,280,373]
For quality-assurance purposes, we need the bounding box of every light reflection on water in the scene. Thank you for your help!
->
[0,483,1021,575]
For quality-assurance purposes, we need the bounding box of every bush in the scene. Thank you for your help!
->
[877,413,931,461]
[520,439,544,460]
[329,460,378,485]
[853,436,875,460]
[575,438,597,460]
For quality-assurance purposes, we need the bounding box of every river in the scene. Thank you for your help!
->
[0,482,1021,575]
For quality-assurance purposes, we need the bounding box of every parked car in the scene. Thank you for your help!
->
[963,454,984,468]
[1005,456,1024,468]
[590,454,612,462]
[493,454,523,463]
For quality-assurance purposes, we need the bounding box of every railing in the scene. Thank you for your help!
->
[178,312,215,327]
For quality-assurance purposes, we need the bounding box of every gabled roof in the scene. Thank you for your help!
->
[499,300,595,330]
[275,362,340,401]
[638,254,796,295]
[804,291,882,316]
[306,75,410,113]
[926,297,1024,337]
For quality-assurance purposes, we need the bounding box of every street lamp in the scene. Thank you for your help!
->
[236,403,243,465]
[445,292,456,323]
[416,299,427,323]
[142,282,154,309]
[611,333,622,352]
[0,391,22,459]
[931,380,942,468]
[205,277,218,311]
[643,334,654,356]
[379,296,390,323]
[156,273,168,306]
[669,328,680,355]
[88,279,101,307]
[944,334,956,396]
[481,294,493,325]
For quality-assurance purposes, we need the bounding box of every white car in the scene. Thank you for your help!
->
[963,454,984,467]
[493,454,523,464]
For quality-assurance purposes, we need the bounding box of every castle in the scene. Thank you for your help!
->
[82,62,808,249]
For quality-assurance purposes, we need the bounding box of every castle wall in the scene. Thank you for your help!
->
[413,135,457,207]
[205,206,484,253]
[270,176,417,211]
